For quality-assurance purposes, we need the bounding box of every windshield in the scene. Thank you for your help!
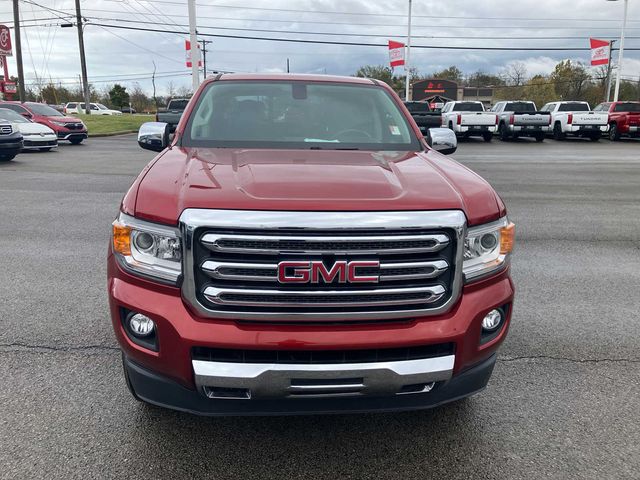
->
[505,102,536,112]
[615,102,640,112]
[558,103,590,112]
[0,109,30,123]
[27,103,63,116]
[169,99,189,110]
[404,102,431,114]
[184,81,421,150]
[452,102,484,112]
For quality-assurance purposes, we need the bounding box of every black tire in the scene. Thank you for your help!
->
[534,133,545,143]
[498,123,509,141]
[38,147,52,152]
[589,133,601,142]
[448,121,454,131]
[69,138,84,145]
[0,154,16,161]
[609,123,620,141]
[482,132,493,142]
[553,122,566,141]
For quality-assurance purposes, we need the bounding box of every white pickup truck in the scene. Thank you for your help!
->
[541,101,609,141]
[441,101,497,142]
[491,101,550,142]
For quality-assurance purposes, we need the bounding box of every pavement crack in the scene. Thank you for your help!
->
[498,354,640,364]
[0,342,119,354]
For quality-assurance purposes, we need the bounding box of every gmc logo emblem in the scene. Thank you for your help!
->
[277,260,380,284]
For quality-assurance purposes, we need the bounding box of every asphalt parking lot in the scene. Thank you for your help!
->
[1,136,639,479]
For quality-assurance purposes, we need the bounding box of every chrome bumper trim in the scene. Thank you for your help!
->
[193,354,455,399]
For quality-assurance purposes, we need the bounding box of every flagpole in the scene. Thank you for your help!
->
[404,0,412,101]
[613,0,628,102]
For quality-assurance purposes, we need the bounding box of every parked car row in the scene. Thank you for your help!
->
[405,100,640,143]
[64,102,122,115]
[0,101,88,161]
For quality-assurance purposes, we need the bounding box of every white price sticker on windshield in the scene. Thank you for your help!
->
[389,125,401,135]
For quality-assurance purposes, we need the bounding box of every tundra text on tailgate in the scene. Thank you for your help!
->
[109,74,515,415]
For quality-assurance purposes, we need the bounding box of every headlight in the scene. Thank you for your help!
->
[112,213,182,284]
[51,121,66,127]
[463,217,515,283]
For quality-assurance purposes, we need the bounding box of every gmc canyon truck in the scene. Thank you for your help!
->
[491,101,550,142]
[110,74,515,415]
[541,101,609,141]
[594,101,640,141]
[403,101,442,134]
[440,101,497,142]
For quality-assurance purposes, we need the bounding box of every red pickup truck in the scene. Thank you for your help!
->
[594,101,640,141]
[109,74,515,415]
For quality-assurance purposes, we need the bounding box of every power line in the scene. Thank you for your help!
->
[87,22,640,51]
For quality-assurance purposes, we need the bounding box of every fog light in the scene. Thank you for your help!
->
[482,309,503,332]
[128,313,155,337]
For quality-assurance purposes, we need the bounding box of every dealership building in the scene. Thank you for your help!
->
[410,79,494,109]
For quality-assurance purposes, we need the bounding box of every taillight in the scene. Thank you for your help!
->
[457,113,462,125]
[548,115,552,125]
[509,114,514,125]
[567,113,573,125]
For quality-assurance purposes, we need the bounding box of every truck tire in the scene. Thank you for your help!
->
[498,123,509,141]
[589,133,601,142]
[609,123,620,141]
[553,122,566,141]
[534,133,545,142]
[482,132,493,142]
[0,153,16,161]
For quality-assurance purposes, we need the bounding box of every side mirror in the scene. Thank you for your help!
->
[21,112,32,119]
[426,127,457,155]
[138,122,170,152]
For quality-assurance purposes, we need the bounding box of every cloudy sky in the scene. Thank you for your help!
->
[1,0,639,96]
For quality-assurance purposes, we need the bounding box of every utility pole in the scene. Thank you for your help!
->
[200,39,211,78]
[612,0,629,102]
[404,0,412,101]
[188,0,200,92]
[605,40,615,102]
[74,0,91,114]
[12,0,25,102]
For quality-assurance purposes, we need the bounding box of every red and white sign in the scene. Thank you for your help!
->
[2,82,16,94]
[0,25,12,56]
[590,38,610,66]
[185,39,202,68]
[388,40,405,68]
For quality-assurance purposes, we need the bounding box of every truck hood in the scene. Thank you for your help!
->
[131,147,502,226]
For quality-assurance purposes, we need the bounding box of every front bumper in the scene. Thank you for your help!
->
[22,136,58,149]
[0,138,23,155]
[124,352,497,415]
[57,131,88,141]
[108,251,513,414]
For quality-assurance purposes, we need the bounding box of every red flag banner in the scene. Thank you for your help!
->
[0,25,12,56]
[389,40,405,67]
[590,38,610,66]
[185,39,202,68]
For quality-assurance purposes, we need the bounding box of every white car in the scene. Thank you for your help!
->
[440,101,497,142]
[540,101,609,141]
[64,102,123,115]
[0,108,57,151]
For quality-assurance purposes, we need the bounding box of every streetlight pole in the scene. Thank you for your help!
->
[74,0,91,114]
[11,0,25,102]
[609,0,629,102]
[404,0,412,101]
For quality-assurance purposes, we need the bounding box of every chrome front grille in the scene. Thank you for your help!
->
[0,125,12,135]
[180,209,466,322]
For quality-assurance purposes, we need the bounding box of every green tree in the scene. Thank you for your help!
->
[355,65,394,85]
[466,71,505,87]
[550,60,590,100]
[429,66,464,83]
[109,84,130,108]
[522,75,557,108]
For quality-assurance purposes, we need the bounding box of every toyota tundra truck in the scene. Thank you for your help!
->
[541,101,609,141]
[109,74,515,416]
[491,101,550,142]
[594,101,640,141]
[441,101,497,142]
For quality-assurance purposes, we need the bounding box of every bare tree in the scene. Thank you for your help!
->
[502,62,528,86]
